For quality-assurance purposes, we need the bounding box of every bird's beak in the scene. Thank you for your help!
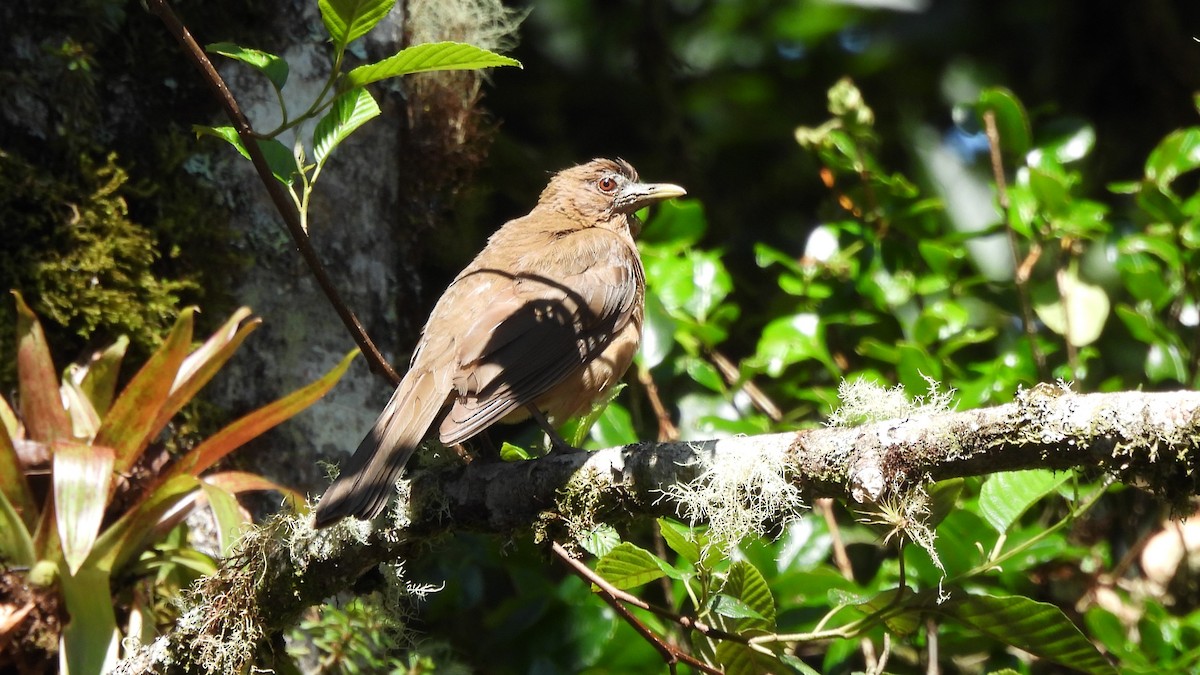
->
[614,181,687,214]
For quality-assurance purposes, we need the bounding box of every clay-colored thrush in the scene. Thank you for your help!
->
[314,158,686,526]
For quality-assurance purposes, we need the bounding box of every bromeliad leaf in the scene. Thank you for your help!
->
[345,41,521,88]
[13,291,70,443]
[319,0,395,49]
[313,88,380,168]
[206,42,289,90]
[54,441,115,575]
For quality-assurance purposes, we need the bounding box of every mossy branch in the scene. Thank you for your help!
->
[115,387,1200,673]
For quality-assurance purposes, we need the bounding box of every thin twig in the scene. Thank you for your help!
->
[551,542,724,675]
[147,0,401,386]
[637,365,680,442]
[925,615,939,675]
[982,109,1047,381]
[707,350,782,423]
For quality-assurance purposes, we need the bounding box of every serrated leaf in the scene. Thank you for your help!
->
[345,41,520,88]
[722,561,775,630]
[318,0,395,48]
[979,470,1068,534]
[194,126,298,185]
[206,42,289,89]
[313,88,380,167]
[715,641,784,675]
[937,593,1117,674]
[578,524,621,558]
[594,542,679,590]
[658,518,701,564]
[711,593,767,621]
[54,441,115,575]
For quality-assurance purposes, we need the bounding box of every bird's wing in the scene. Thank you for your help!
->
[438,229,642,445]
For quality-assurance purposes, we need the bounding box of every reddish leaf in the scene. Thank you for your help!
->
[13,292,69,443]
[204,470,306,512]
[53,441,115,575]
[94,308,195,475]
[76,335,129,419]
[0,422,36,530]
[163,349,358,482]
[154,308,261,434]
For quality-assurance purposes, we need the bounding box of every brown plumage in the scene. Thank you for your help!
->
[314,159,686,527]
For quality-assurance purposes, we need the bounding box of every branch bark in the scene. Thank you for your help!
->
[116,387,1200,673]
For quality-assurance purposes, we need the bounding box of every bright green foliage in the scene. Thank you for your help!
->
[534,79,1200,674]
[201,1,520,220]
[0,296,355,672]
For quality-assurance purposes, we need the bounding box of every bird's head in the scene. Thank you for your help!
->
[539,158,687,233]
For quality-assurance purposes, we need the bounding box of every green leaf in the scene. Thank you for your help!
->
[937,593,1117,674]
[636,291,676,369]
[1031,268,1110,347]
[0,486,35,565]
[977,87,1031,159]
[194,126,298,185]
[203,470,306,513]
[201,481,247,557]
[313,87,381,168]
[979,470,1069,534]
[658,518,701,564]
[318,0,396,49]
[578,524,621,558]
[1146,342,1188,383]
[1145,127,1200,190]
[345,41,521,88]
[59,564,120,675]
[594,542,679,590]
[711,593,767,621]
[750,312,835,377]
[640,198,707,249]
[13,291,70,443]
[54,441,115,575]
[499,441,531,461]
[89,474,201,575]
[587,399,636,449]
[206,42,289,90]
[722,561,775,629]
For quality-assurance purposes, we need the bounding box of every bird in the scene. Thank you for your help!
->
[314,158,686,527]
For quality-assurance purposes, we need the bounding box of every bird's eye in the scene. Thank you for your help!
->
[597,176,618,193]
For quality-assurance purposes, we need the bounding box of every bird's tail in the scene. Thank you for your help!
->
[313,371,444,527]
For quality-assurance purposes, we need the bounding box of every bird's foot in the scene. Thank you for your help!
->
[525,404,584,455]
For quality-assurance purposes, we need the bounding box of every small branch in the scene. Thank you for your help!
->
[147,0,400,386]
[708,350,782,423]
[551,542,724,675]
[637,365,680,442]
[983,109,1047,381]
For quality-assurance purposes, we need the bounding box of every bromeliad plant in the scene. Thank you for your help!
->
[0,292,355,674]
